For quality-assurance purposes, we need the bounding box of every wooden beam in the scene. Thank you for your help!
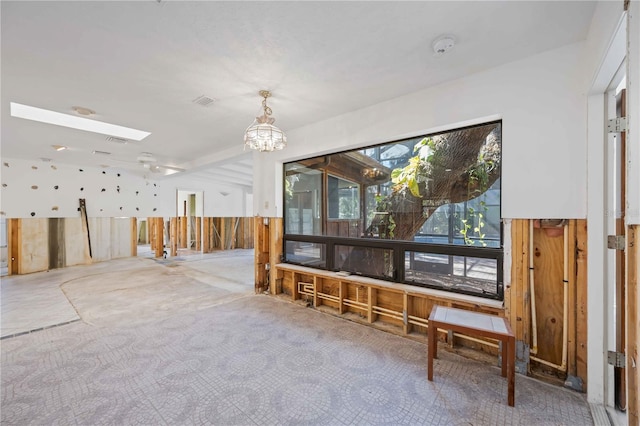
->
[254,217,268,293]
[195,217,201,251]
[510,219,525,341]
[8,218,20,275]
[170,217,178,257]
[154,217,164,258]
[149,217,156,251]
[220,217,227,250]
[179,217,187,249]
[627,224,639,424]
[368,287,378,323]
[130,217,137,257]
[567,220,578,378]
[576,219,588,391]
[269,218,283,294]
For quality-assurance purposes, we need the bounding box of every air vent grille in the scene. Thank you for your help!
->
[192,95,215,106]
[92,150,111,156]
[105,136,130,144]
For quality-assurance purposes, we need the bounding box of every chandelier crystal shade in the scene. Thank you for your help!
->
[244,90,287,152]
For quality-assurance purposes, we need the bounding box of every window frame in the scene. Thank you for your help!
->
[282,120,503,300]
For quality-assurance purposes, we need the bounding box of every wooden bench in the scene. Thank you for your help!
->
[427,305,516,407]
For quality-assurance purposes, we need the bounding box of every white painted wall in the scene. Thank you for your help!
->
[628,1,640,225]
[253,42,587,219]
[584,2,626,406]
[0,159,165,218]
[162,175,247,217]
[0,158,248,219]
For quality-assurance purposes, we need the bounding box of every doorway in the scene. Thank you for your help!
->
[177,190,204,255]
[606,66,627,415]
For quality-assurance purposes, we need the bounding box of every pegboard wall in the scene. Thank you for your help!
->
[0,158,173,219]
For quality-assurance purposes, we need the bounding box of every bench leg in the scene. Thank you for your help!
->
[501,339,507,378]
[427,323,438,381]
[507,336,515,407]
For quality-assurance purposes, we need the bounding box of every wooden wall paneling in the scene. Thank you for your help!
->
[63,218,90,267]
[48,218,65,270]
[368,287,377,323]
[8,218,20,275]
[627,224,639,425]
[149,217,156,251]
[220,217,228,250]
[230,217,237,249]
[176,216,182,248]
[130,218,137,257]
[195,217,201,251]
[532,226,565,366]
[170,217,178,257]
[254,217,269,293]
[522,220,531,351]
[244,217,254,248]
[403,292,410,334]
[201,218,209,253]
[339,281,347,314]
[21,218,49,274]
[567,220,578,379]
[209,217,215,252]
[575,219,588,390]
[375,289,403,326]
[179,217,188,248]
[237,217,244,249]
[154,217,164,258]
[510,219,525,341]
[269,218,283,294]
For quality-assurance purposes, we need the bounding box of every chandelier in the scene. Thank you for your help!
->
[243,90,287,152]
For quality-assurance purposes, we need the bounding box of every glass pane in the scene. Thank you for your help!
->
[285,241,326,268]
[334,245,394,279]
[405,251,499,297]
[328,175,360,220]
[284,164,322,235]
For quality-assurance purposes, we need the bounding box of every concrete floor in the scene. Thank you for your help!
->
[1,250,596,425]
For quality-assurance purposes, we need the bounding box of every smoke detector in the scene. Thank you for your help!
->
[432,35,456,56]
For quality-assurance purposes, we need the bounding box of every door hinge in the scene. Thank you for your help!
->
[607,235,625,250]
[608,117,627,133]
[608,351,626,368]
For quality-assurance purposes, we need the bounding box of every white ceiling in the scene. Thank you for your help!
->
[1,1,596,187]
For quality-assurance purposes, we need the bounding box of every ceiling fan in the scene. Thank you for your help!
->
[104,152,185,175]
[135,152,185,174]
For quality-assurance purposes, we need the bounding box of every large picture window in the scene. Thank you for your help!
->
[284,121,503,300]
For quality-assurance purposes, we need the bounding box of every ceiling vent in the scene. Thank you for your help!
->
[92,150,111,156]
[105,136,130,144]
[192,95,215,107]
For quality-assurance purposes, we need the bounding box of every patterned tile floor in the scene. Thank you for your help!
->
[1,250,595,425]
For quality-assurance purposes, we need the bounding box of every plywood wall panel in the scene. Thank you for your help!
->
[88,218,112,262]
[110,218,132,259]
[20,218,49,274]
[532,227,565,366]
[48,218,65,269]
[64,217,89,267]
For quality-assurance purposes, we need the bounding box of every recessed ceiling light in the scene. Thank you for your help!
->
[10,102,151,141]
[52,145,67,151]
[72,106,95,116]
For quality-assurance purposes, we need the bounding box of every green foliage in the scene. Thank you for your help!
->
[388,134,497,246]
[390,137,435,197]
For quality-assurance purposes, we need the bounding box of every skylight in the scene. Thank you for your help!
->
[10,102,151,141]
